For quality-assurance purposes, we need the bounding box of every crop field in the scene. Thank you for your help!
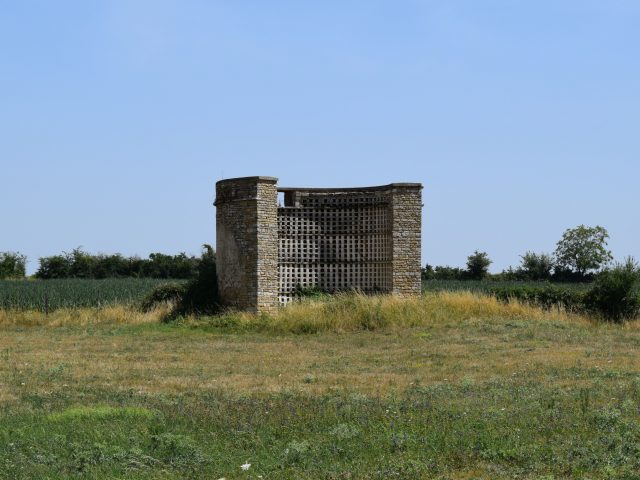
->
[0,278,591,312]
[1,293,639,479]
[0,278,186,311]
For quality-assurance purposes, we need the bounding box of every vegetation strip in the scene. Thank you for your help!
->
[0,278,186,311]
[0,292,639,478]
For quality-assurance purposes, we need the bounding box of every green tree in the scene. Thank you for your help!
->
[421,264,434,281]
[176,244,218,315]
[0,251,27,279]
[584,257,640,322]
[519,251,554,280]
[554,225,613,277]
[466,250,492,280]
[68,247,97,278]
[35,254,70,279]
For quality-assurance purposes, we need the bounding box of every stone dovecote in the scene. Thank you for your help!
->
[215,176,422,313]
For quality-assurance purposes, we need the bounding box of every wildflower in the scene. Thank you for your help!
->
[241,463,251,471]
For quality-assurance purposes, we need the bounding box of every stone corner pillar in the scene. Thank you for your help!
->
[214,176,279,313]
[388,183,423,296]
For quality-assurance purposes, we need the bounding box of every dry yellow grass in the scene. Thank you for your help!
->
[0,304,169,327]
[0,291,593,330]
[187,291,594,332]
[1,292,638,406]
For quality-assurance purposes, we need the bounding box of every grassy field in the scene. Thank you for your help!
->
[0,278,186,310]
[1,293,639,479]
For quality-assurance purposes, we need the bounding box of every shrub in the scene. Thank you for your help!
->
[35,248,201,279]
[142,245,219,318]
[140,283,187,312]
[36,254,71,279]
[143,252,199,279]
[551,266,594,283]
[466,251,492,280]
[0,251,27,279]
[421,264,434,281]
[422,265,467,281]
[519,252,554,281]
[174,244,219,315]
[493,267,523,281]
[488,284,586,312]
[584,257,640,322]
[68,248,97,278]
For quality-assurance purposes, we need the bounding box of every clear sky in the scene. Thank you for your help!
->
[2,1,638,275]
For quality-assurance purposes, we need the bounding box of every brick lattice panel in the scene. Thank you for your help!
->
[277,192,392,304]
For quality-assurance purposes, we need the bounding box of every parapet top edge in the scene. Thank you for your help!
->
[216,176,278,185]
[277,183,422,193]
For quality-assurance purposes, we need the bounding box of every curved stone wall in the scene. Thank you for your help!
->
[215,177,422,312]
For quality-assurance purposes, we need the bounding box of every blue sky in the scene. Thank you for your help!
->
[2,1,638,274]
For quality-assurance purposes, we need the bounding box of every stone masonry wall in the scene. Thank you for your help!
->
[255,180,279,312]
[389,185,423,295]
[215,176,278,313]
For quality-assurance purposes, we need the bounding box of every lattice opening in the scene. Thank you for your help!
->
[277,192,392,304]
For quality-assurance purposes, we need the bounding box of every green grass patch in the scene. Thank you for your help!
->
[47,406,157,422]
[2,381,640,479]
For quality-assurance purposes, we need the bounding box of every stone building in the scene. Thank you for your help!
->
[214,176,422,313]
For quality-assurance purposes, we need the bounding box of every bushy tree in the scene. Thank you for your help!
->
[68,248,97,278]
[554,225,612,277]
[35,248,94,279]
[0,251,27,279]
[175,244,218,315]
[495,266,520,281]
[35,254,70,279]
[35,248,201,279]
[421,264,435,281]
[92,254,131,278]
[584,257,640,322]
[423,264,468,281]
[466,250,492,280]
[436,266,468,280]
[519,251,554,280]
[144,252,198,278]
[142,245,219,317]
